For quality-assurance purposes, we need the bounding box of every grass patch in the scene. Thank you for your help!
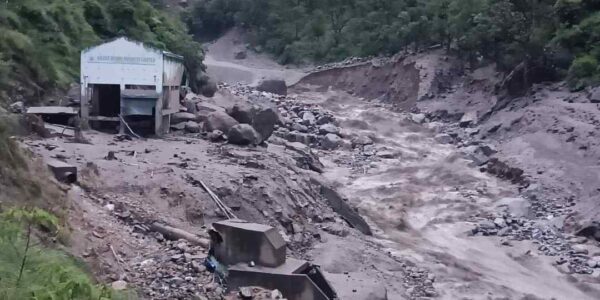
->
[0,120,136,299]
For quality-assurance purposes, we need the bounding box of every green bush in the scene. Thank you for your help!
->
[0,0,204,104]
[0,208,137,300]
[567,55,599,90]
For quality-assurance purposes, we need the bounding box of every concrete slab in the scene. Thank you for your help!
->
[227,269,330,300]
[45,124,75,137]
[47,159,77,183]
[27,106,78,115]
[229,258,309,275]
[212,219,286,267]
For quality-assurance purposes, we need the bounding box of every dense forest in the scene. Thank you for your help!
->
[190,0,600,89]
[0,0,204,104]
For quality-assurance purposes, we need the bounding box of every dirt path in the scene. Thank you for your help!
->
[204,29,306,86]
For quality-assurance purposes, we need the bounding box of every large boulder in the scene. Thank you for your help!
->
[183,99,198,114]
[321,134,341,150]
[589,87,600,103]
[459,111,478,128]
[318,123,340,135]
[351,135,373,147]
[226,103,255,124]
[171,112,197,124]
[301,111,316,125]
[234,50,247,60]
[253,107,279,143]
[200,79,218,97]
[205,111,239,133]
[256,79,287,96]
[228,124,260,145]
[184,121,201,133]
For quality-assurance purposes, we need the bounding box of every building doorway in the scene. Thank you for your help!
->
[92,84,121,117]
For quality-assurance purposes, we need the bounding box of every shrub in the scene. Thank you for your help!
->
[0,208,137,300]
[567,55,599,90]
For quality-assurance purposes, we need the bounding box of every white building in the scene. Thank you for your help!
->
[80,37,185,135]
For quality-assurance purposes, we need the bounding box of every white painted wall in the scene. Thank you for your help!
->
[81,38,163,92]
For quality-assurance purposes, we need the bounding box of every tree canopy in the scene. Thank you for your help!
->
[0,0,204,103]
[190,0,600,88]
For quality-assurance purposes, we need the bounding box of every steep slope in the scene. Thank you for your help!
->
[0,0,204,104]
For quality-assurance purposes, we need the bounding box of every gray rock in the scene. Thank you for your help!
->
[208,130,225,142]
[587,258,600,268]
[351,135,373,147]
[495,197,531,218]
[291,123,309,133]
[323,224,348,237]
[363,145,376,156]
[494,217,507,228]
[302,111,316,125]
[9,101,24,113]
[183,99,198,114]
[316,115,335,125]
[239,286,253,299]
[171,112,196,124]
[460,111,478,127]
[434,134,453,144]
[184,121,201,133]
[256,79,287,96]
[572,244,589,255]
[285,141,324,173]
[318,123,340,135]
[228,124,260,145]
[410,113,426,124]
[477,144,497,156]
[226,103,255,124]
[467,151,490,166]
[205,111,239,133]
[321,133,341,150]
[270,289,283,299]
[287,132,316,145]
[589,87,600,103]
[111,280,128,291]
[170,122,186,131]
[376,149,399,159]
[479,220,496,230]
[234,50,247,60]
[200,80,218,97]
[253,107,278,143]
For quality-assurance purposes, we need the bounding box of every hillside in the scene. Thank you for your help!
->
[190,0,600,89]
[0,0,204,105]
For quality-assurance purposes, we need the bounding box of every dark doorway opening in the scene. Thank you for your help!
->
[93,84,121,117]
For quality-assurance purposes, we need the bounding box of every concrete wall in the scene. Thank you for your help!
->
[212,220,286,268]
[228,270,330,300]
[81,38,163,89]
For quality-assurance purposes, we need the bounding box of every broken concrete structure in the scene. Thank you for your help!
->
[47,159,77,183]
[210,220,337,300]
[212,220,286,267]
[27,106,79,127]
[80,37,185,135]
